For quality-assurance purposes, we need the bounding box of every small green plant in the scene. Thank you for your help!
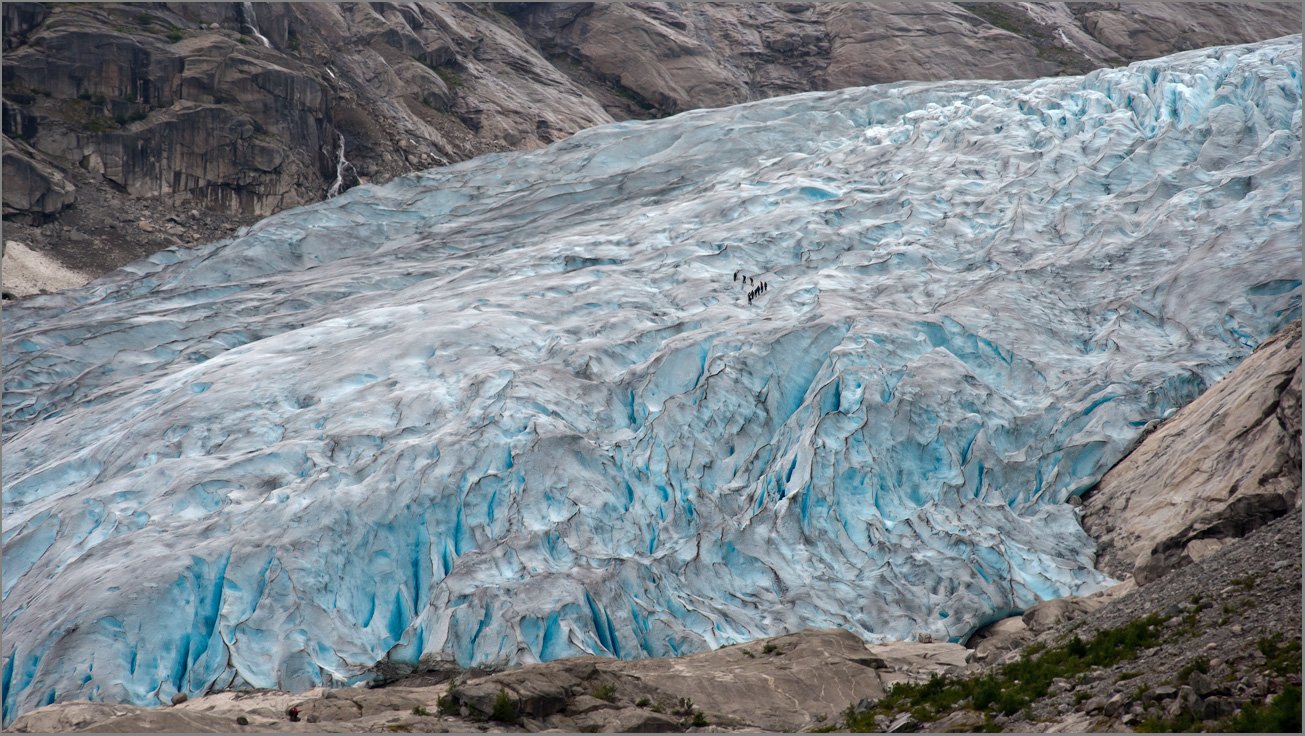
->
[672,697,695,716]
[136,13,155,26]
[635,697,651,708]
[741,649,755,658]
[410,705,429,716]
[238,35,251,45]
[650,702,665,713]
[491,688,520,723]
[762,643,778,654]
[167,29,184,42]
[691,710,709,727]
[591,683,617,702]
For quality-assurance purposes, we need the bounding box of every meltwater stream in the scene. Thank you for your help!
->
[2,37,1300,722]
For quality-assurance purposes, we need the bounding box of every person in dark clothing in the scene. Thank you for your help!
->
[288,706,301,722]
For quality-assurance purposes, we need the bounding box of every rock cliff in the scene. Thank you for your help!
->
[1081,320,1302,584]
[2,1,1298,283]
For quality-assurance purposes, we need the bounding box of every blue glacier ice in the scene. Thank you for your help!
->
[2,37,1301,723]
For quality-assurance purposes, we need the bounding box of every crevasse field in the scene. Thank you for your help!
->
[2,37,1301,723]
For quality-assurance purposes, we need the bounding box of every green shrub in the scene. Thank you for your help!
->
[410,705,429,716]
[762,643,778,654]
[635,697,651,708]
[167,29,184,42]
[436,685,459,716]
[591,683,617,702]
[491,689,519,723]
[692,711,709,727]
[1257,634,1302,677]
[136,13,155,26]
[1223,685,1301,732]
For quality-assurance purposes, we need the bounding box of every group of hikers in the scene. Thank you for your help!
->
[733,270,769,303]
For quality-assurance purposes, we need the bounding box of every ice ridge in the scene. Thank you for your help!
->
[2,37,1301,723]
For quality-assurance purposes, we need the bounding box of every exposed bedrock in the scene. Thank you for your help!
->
[1082,320,1303,584]
[1,2,1297,275]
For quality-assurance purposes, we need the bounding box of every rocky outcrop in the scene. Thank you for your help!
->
[8,629,973,733]
[1081,320,1302,583]
[2,2,1297,281]
[2,144,76,222]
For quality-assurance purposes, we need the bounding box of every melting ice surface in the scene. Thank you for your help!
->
[2,37,1301,722]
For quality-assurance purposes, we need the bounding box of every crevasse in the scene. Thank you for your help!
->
[2,36,1300,724]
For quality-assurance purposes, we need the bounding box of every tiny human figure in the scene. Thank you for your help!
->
[733,270,739,282]
[747,292,753,304]
[288,706,301,723]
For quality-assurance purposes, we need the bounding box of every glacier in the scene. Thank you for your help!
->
[2,37,1300,722]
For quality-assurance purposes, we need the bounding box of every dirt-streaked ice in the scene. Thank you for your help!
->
[2,37,1300,723]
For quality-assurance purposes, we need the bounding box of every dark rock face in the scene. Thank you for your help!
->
[3,2,1297,278]
[2,1,1297,279]
[2,144,76,222]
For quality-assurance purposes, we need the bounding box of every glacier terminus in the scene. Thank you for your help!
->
[2,36,1301,724]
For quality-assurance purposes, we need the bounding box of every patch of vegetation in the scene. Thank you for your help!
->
[491,688,520,724]
[741,649,756,658]
[238,35,251,45]
[410,705,429,716]
[635,696,651,708]
[1223,685,1301,733]
[1178,656,1210,684]
[591,683,617,702]
[1257,634,1302,677]
[1136,708,1201,733]
[964,3,1032,35]
[842,614,1169,731]
[762,643,779,654]
[167,29,185,42]
[136,13,156,27]
[691,710,709,727]
[114,109,148,126]
[1117,671,1143,682]
[1229,575,1256,590]
[436,684,460,716]
[84,116,119,133]
[430,64,463,89]
[1136,685,1302,733]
